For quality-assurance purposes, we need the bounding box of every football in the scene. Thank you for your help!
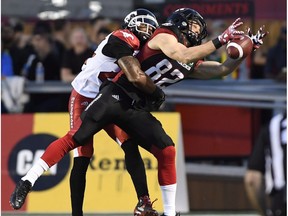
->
[226,35,253,59]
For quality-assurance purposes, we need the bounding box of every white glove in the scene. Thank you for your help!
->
[247,26,268,51]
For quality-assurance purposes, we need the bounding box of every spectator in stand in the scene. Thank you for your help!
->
[8,20,34,76]
[89,16,111,49]
[24,21,61,81]
[23,21,64,112]
[1,49,14,77]
[60,27,94,83]
[264,26,287,81]
[1,23,14,113]
[1,23,15,77]
[95,26,111,43]
[52,19,71,62]
[1,22,31,114]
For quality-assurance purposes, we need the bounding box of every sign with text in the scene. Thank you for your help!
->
[2,113,188,213]
[135,0,254,19]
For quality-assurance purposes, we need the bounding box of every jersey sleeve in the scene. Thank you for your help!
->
[102,30,140,60]
[112,29,141,50]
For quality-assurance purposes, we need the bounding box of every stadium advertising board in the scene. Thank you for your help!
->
[2,113,188,213]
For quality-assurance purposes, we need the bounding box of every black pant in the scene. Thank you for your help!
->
[270,188,286,216]
[73,82,173,150]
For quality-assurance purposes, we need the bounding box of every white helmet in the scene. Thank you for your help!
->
[123,8,159,42]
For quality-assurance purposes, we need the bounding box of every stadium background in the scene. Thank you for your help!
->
[1,0,287,215]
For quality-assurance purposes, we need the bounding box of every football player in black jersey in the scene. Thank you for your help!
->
[10,9,162,216]
[10,8,267,216]
[71,8,267,216]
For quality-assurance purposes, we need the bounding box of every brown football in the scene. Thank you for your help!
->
[226,35,253,59]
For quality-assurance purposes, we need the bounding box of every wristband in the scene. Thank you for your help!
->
[212,37,222,49]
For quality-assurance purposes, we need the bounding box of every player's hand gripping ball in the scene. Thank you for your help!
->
[226,35,253,59]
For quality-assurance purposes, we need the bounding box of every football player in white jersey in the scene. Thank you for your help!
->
[10,9,161,216]
[10,7,268,216]
[69,8,161,216]
[71,9,267,216]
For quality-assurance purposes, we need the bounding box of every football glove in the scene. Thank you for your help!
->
[218,18,244,45]
[247,26,269,51]
[147,86,165,111]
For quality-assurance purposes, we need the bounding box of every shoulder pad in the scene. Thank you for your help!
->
[112,29,141,50]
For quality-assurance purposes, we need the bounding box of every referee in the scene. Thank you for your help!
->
[245,112,286,216]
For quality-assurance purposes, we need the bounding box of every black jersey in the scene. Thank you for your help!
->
[113,26,202,103]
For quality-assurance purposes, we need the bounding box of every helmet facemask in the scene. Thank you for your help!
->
[185,19,207,46]
[127,15,158,41]
[123,9,159,43]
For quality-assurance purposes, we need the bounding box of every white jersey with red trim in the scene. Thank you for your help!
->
[71,29,140,98]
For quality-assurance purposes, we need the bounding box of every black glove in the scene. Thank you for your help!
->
[147,86,165,111]
[132,87,165,112]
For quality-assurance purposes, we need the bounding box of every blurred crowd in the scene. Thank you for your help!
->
[1,17,287,113]
[1,17,117,113]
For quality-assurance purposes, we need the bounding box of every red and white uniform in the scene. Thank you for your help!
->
[72,29,140,98]
[41,29,141,163]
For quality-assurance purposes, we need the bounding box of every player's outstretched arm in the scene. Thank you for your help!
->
[149,18,244,64]
[190,55,246,79]
[190,26,268,79]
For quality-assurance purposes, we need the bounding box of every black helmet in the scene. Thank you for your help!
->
[166,8,207,46]
[123,8,159,42]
